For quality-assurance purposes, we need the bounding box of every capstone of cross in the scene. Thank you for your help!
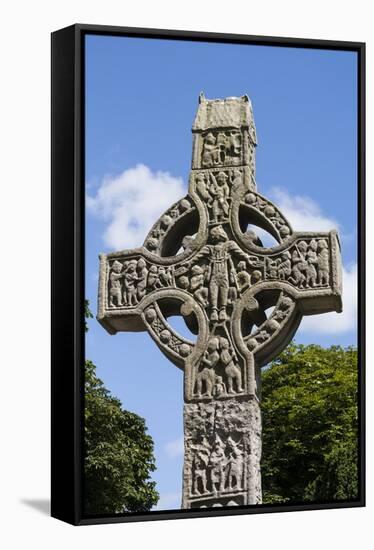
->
[98,93,342,509]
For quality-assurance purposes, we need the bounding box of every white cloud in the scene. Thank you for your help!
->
[152,491,181,511]
[165,436,184,458]
[299,263,357,335]
[269,187,339,232]
[87,164,186,250]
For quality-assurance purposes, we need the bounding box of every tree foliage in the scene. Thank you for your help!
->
[84,302,158,515]
[84,299,93,332]
[261,343,359,505]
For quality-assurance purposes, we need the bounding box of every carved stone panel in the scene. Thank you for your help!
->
[183,397,261,508]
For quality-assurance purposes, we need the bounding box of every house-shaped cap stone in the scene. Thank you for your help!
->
[192,93,257,144]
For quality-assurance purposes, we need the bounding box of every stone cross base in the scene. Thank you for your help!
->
[182,396,261,508]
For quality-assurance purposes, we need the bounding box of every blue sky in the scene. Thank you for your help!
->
[85,35,358,511]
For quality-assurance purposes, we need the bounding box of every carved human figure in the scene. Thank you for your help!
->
[109,260,123,307]
[213,375,227,397]
[225,438,244,491]
[202,132,220,166]
[195,337,220,397]
[231,168,242,193]
[305,239,318,287]
[136,258,148,300]
[289,241,308,287]
[147,265,159,290]
[190,265,209,307]
[195,173,213,206]
[124,260,139,306]
[267,257,279,279]
[219,337,243,394]
[216,132,229,160]
[278,251,292,280]
[209,438,226,493]
[317,239,330,285]
[192,445,209,495]
[251,269,263,285]
[236,261,251,292]
[209,172,230,223]
[192,225,251,322]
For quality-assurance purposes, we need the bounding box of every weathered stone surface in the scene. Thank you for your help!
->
[183,397,261,508]
[97,94,342,509]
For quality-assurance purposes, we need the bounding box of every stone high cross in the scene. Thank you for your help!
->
[98,94,342,509]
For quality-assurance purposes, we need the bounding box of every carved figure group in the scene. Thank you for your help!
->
[201,130,242,167]
[108,258,174,308]
[175,226,264,322]
[188,225,262,322]
[195,335,243,398]
[191,435,244,496]
[196,171,231,223]
[265,239,330,288]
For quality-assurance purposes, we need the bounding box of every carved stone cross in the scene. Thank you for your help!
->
[98,94,342,509]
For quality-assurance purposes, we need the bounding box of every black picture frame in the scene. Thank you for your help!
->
[51,23,366,526]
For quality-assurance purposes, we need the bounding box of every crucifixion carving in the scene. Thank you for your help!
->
[98,94,342,509]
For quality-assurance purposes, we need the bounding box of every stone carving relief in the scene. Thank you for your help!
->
[264,238,331,289]
[194,335,244,399]
[143,304,192,362]
[245,292,296,353]
[174,225,264,322]
[183,398,261,507]
[107,258,175,309]
[201,130,242,167]
[242,191,292,241]
[98,94,342,509]
[144,196,193,254]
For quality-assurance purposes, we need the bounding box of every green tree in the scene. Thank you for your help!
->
[84,299,93,332]
[84,302,159,515]
[261,343,358,505]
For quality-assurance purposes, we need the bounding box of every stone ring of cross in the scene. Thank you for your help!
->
[98,94,342,508]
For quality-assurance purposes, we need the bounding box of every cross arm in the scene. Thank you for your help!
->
[97,247,181,335]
